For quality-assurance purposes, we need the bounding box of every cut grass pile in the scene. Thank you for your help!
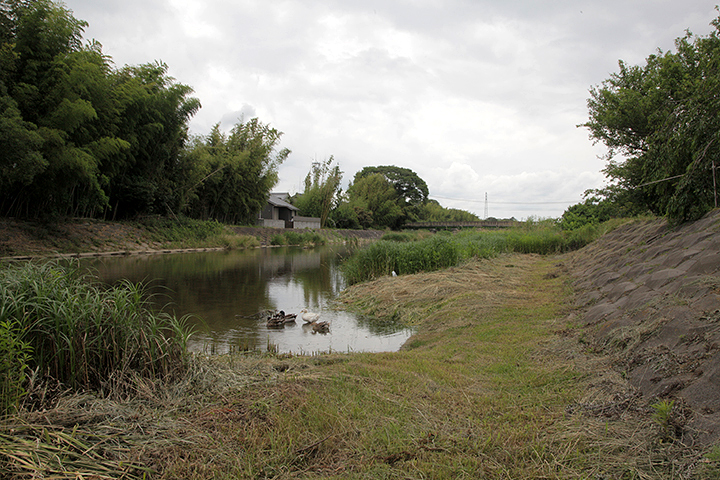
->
[2,253,713,478]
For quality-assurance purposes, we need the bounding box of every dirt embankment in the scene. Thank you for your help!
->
[564,210,720,445]
[0,219,384,259]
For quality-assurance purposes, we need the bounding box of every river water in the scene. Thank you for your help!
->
[82,246,412,354]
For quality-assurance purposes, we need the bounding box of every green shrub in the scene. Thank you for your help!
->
[270,234,286,246]
[283,231,304,245]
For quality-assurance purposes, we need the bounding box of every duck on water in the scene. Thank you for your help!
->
[266,310,297,328]
[300,309,330,334]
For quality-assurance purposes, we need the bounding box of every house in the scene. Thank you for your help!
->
[257,193,321,229]
[258,193,298,228]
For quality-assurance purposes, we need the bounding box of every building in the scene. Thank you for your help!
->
[257,193,321,229]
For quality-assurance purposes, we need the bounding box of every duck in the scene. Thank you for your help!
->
[311,320,330,334]
[266,310,297,328]
[300,309,320,324]
[278,310,297,323]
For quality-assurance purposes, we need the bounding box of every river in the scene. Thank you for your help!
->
[82,245,412,354]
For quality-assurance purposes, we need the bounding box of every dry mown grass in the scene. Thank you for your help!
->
[2,254,717,479]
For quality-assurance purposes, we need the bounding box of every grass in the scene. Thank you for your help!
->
[2,253,709,478]
[136,216,259,249]
[341,220,623,285]
[0,260,191,410]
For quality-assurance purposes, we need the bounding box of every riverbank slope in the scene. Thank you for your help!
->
[0,218,383,259]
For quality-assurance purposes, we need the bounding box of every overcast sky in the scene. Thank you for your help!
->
[67,1,718,219]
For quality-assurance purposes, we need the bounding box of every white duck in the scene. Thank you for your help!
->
[300,309,320,324]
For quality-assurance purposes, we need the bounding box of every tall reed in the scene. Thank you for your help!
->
[342,223,609,284]
[0,261,191,405]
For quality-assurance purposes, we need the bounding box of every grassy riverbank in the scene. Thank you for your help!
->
[0,217,383,258]
[341,219,622,284]
[2,253,711,478]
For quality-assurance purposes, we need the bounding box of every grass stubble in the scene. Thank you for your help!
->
[2,253,716,478]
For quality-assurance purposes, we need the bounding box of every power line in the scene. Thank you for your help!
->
[429,194,576,205]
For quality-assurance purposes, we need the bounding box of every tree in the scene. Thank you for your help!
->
[347,173,403,229]
[351,166,429,227]
[354,165,428,205]
[583,13,720,223]
[0,0,200,219]
[186,119,289,224]
[419,199,480,222]
[293,156,342,227]
[105,61,200,218]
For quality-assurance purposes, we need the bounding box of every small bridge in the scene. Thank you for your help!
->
[404,220,516,229]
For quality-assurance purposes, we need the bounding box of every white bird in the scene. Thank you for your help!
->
[300,309,320,324]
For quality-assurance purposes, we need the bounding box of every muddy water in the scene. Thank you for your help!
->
[83,246,412,354]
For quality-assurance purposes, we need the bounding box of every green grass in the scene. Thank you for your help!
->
[341,221,621,284]
[135,216,259,249]
[0,260,191,412]
[1,254,707,478]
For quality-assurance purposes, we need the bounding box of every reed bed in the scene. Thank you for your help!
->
[0,260,191,415]
[341,222,617,284]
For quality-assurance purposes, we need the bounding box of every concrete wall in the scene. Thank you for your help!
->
[257,219,285,228]
[293,216,321,229]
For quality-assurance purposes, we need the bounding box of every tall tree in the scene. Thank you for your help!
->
[0,0,200,219]
[351,165,429,227]
[583,13,720,223]
[293,156,342,227]
[347,173,403,229]
[186,119,290,224]
[104,61,200,218]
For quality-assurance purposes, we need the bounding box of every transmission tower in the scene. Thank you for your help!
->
[484,192,488,220]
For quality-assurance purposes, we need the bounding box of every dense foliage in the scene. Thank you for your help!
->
[580,13,720,224]
[0,0,286,222]
[183,121,290,224]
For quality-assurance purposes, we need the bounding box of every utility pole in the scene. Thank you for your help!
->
[484,192,488,220]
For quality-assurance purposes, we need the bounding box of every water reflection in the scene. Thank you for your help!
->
[83,246,412,354]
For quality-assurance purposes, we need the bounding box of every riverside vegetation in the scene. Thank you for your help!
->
[1,220,719,478]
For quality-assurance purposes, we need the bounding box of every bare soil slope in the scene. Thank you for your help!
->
[565,210,720,445]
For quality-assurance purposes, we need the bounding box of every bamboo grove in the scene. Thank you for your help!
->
[0,0,288,222]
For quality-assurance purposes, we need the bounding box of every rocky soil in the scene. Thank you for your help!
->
[565,210,720,445]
